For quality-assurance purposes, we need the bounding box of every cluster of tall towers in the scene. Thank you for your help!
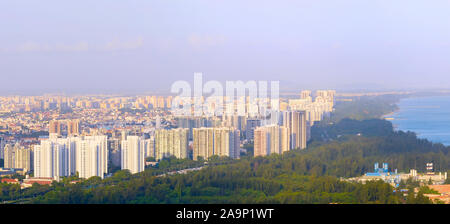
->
[288,90,335,126]
[253,111,307,157]
[33,134,108,179]
[3,144,32,172]
[192,127,240,161]
[120,128,190,174]
[49,120,80,136]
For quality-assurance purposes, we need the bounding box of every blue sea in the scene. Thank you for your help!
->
[389,95,450,146]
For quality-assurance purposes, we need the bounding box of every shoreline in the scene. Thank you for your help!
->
[383,95,450,147]
[381,109,400,119]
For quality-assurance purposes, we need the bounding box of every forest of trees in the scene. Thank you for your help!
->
[324,94,403,123]
[30,170,404,204]
[17,117,445,204]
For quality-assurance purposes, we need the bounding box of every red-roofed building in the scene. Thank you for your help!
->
[425,184,450,204]
[429,184,450,194]
[21,178,53,188]
[1,178,20,184]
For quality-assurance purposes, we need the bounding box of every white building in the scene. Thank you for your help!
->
[155,128,189,161]
[121,136,145,174]
[34,136,74,179]
[75,136,108,179]
[34,134,108,179]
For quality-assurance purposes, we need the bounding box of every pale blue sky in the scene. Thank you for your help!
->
[1,0,450,94]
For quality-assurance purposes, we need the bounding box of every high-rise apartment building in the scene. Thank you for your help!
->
[144,136,156,159]
[108,138,121,167]
[15,146,32,172]
[3,144,32,172]
[289,90,335,126]
[34,135,76,179]
[157,96,165,108]
[192,128,214,161]
[282,111,307,150]
[121,136,145,174]
[34,135,107,179]
[222,115,246,133]
[176,116,214,140]
[67,120,80,136]
[155,129,189,160]
[166,96,172,109]
[75,136,108,179]
[253,128,268,157]
[245,119,261,142]
[193,127,240,160]
[49,120,62,135]
[213,128,240,158]
[254,125,290,157]
[3,144,14,168]
[300,90,312,100]
[315,90,336,111]
[0,137,4,159]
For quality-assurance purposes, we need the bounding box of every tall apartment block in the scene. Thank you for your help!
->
[193,127,240,160]
[281,111,307,150]
[121,136,145,174]
[254,125,290,157]
[34,135,108,179]
[155,128,189,160]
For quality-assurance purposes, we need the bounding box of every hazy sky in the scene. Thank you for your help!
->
[1,0,450,94]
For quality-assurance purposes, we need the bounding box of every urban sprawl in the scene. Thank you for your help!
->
[0,90,333,185]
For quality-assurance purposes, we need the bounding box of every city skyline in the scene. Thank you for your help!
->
[0,89,328,181]
[1,1,450,207]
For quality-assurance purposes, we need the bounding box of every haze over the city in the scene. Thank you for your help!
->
[1,0,450,94]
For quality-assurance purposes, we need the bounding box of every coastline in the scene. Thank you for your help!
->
[382,105,401,131]
[384,95,450,146]
[381,109,399,119]
[381,96,403,119]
